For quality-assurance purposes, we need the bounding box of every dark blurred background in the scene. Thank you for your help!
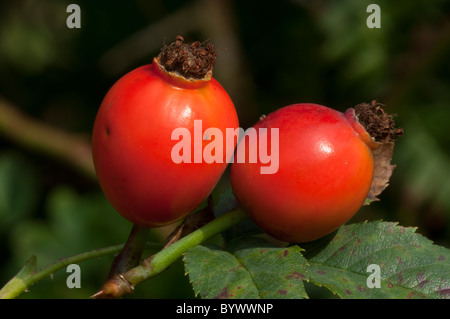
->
[0,0,450,299]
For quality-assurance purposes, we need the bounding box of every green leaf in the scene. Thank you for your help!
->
[213,184,239,217]
[301,220,450,299]
[228,238,309,299]
[184,245,259,299]
[184,237,309,299]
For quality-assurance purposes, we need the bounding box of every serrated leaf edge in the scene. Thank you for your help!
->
[305,220,449,299]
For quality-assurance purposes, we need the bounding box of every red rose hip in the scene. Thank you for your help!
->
[92,37,239,227]
[231,102,401,243]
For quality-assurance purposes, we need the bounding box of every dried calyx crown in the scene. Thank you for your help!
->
[352,100,404,203]
[354,100,404,144]
[157,35,217,80]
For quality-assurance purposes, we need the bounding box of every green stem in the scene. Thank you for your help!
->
[97,208,248,298]
[0,242,161,299]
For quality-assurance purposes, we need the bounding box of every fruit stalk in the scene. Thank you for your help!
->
[106,224,150,279]
[92,208,248,298]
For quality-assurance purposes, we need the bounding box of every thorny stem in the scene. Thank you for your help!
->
[93,208,248,299]
[0,242,162,299]
[0,208,247,299]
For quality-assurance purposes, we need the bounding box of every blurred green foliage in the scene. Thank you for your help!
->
[0,0,450,298]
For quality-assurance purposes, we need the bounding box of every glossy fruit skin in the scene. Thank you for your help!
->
[92,59,239,227]
[230,103,375,243]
